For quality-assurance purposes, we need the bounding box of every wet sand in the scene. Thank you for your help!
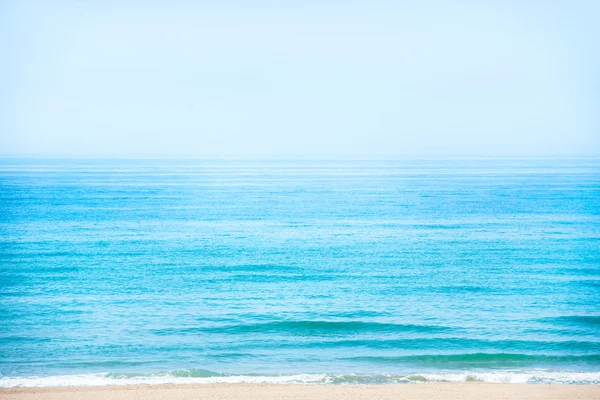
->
[2,383,599,400]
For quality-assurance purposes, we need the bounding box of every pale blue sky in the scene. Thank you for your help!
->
[1,0,598,157]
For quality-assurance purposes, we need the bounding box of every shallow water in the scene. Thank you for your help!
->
[1,159,599,386]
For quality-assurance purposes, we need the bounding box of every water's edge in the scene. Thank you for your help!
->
[2,369,600,387]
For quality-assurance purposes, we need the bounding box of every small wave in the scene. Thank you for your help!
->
[346,353,600,366]
[286,338,600,352]
[539,315,600,327]
[105,369,222,379]
[1,370,599,387]
[151,321,451,336]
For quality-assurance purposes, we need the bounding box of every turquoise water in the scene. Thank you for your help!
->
[1,159,599,386]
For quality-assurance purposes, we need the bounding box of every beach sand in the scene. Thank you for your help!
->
[2,383,599,400]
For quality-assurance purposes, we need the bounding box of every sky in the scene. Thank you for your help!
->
[1,0,599,158]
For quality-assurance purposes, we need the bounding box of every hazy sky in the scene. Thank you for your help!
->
[1,1,598,158]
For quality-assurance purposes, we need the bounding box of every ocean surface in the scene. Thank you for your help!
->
[0,158,599,386]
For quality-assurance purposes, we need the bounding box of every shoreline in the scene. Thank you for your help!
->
[2,383,600,400]
[2,369,599,386]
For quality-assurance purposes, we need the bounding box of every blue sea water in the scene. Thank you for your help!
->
[0,158,599,386]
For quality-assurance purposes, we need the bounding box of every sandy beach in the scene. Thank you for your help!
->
[2,383,599,400]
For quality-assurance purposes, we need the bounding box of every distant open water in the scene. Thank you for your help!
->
[0,159,599,386]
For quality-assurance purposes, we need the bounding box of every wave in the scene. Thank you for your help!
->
[346,353,600,367]
[278,338,600,352]
[151,321,451,336]
[1,369,599,387]
[539,315,600,327]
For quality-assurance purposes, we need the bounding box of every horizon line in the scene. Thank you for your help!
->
[0,154,599,161]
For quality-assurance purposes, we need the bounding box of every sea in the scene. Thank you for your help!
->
[0,158,599,387]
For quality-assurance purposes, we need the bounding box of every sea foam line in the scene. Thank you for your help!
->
[1,370,599,387]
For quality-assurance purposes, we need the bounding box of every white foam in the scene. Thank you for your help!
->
[0,373,331,388]
[418,371,600,384]
[1,371,599,388]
